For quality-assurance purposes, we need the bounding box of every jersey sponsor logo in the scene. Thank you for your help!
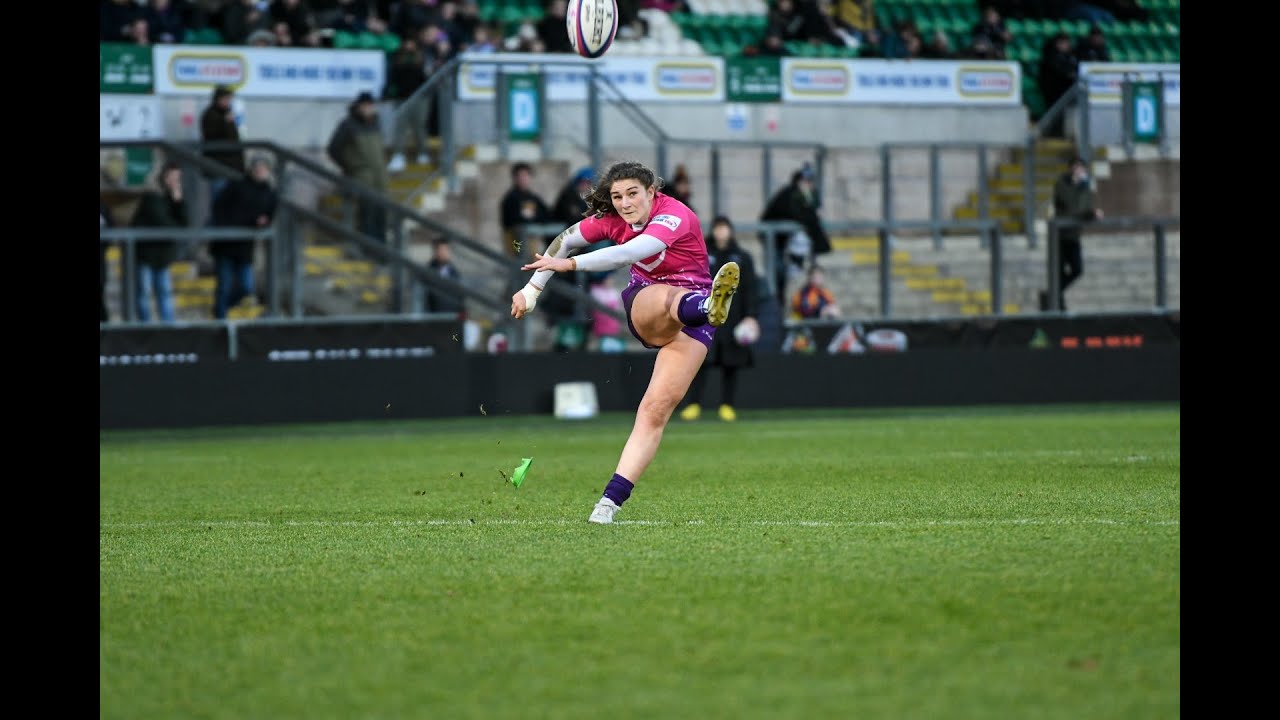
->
[649,214,682,232]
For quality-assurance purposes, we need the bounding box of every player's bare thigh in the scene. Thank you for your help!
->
[630,283,691,347]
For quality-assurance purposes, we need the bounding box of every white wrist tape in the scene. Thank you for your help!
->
[519,284,542,312]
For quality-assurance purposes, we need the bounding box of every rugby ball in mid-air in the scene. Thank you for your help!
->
[566,0,619,59]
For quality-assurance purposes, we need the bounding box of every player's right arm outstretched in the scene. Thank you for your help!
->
[511,222,592,319]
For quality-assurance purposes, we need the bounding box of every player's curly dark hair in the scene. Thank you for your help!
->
[581,161,664,218]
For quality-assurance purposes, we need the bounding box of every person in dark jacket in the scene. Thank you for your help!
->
[424,238,464,315]
[760,163,831,301]
[200,85,245,206]
[1042,156,1103,311]
[1038,32,1079,137]
[129,162,188,323]
[678,215,760,422]
[209,156,277,319]
[327,91,390,244]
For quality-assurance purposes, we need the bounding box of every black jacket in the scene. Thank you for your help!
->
[130,190,188,268]
[706,238,760,368]
[761,182,831,257]
[210,176,277,263]
[200,104,245,177]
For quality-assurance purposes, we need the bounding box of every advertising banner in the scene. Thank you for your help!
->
[726,56,783,103]
[783,313,1179,353]
[235,319,465,361]
[152,45,386,98]
[100,94,164,140]
[456,52,724,102]
[780,58,1020,104]
[100,43,154,94]
[100,326,229,364]
[1080,62,1179,106]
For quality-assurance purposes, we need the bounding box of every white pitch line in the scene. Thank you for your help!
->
[100,518,1179,529]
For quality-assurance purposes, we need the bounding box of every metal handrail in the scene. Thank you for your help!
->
[1044,215,1180,312]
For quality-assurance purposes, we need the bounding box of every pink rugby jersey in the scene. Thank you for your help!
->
[577,193,712,290]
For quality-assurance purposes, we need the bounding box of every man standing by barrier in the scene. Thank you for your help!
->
[209,156,278,319]
[1043,156,1103,312]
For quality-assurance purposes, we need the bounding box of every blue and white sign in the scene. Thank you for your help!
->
[781,59,1021,104]
[153,46,386,99]
[457,52,724,102]
[1080,63,1180,106]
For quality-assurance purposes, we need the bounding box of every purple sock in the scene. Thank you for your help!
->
[602,473,634,507]
[677,292,708,327]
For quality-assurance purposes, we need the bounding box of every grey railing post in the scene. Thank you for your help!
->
[880,145,892,234]
[977,143,989,248]
[266,222,280,318]
[1157,72,1170,158]
[496,66,509,161]
[1024,133,1038,249]
[443,73,459,194]
[710,144,722,220]
[761,228,778,300]
[762,144,773,212]
[1154,223,1167,309]
[878,225,892,318]
[1046,220,1062,312]
[291,212,303,318]
[1121,73,1135,160]
[1077,78,1091,163]
[391,213,405,314]
[929,144,942,250]
[988,223,1003,315]
[588,65,603,175]
[123,233,137,323]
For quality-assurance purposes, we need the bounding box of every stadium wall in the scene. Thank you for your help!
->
[100,346,1179,430]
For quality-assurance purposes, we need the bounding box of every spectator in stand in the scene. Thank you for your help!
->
[1038,31,1079,138]
[767,0,809,44]
[902,30,924,59]
[424,239,464,315]
[326,91,390,244]
[1074,24,1111,63]
[102,0,140,42]
[536,0,574,54]
[961,33,1001,60]
[219,0,271,45]
[125,17,152,45]
[452,1,482,46]
[391,0,444,41]
[922,29,955,59]
[504,20,545,52]
[970,5,1012,60]
[200,85,245,211]
[828,0,875,47]
[129,162,187,324]
[466,23,497,52]
[552,167,597,230]
[209,156,277,320]
[146,0,189,43]
[385,36,430,173]
[756,29,790,56]
[323,0,382,33]
[790,265,841,320]
[588,273,626,352]
[678,215,760,424]
[500,161,552,258]
[248,28,278,45]
[270,0,320,46]
[1042,156,1102,311]
[761,164,831,301]
[667,164,694,214]
[615,0,645,41]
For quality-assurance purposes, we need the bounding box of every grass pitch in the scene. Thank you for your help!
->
[100,403,1180,719]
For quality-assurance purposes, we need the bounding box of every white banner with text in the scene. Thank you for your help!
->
[152,45,385,99]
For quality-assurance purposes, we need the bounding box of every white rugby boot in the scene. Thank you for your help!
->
[588,497,620,524]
